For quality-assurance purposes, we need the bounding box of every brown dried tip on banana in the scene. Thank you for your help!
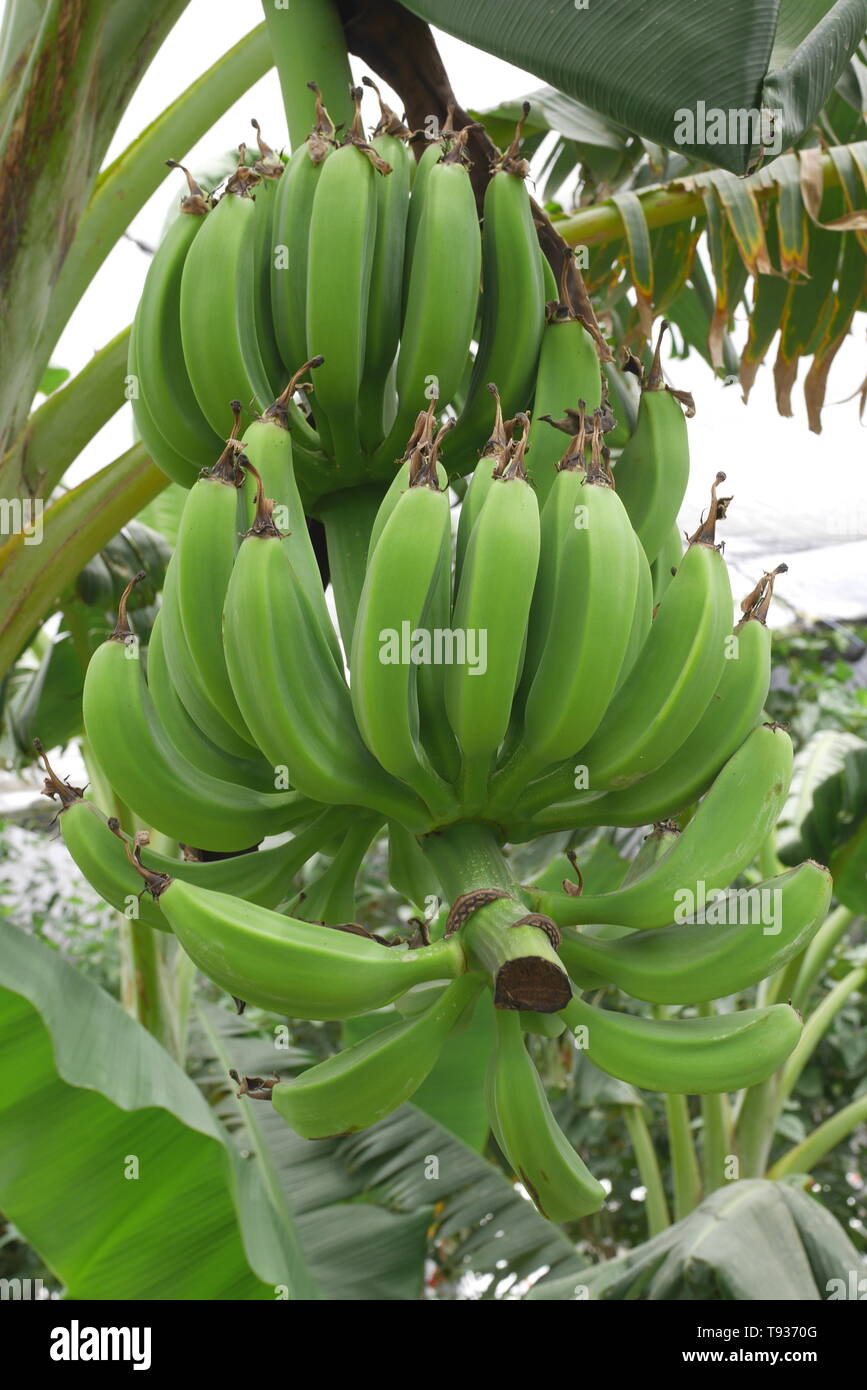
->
[108,571,147,644]
[261,357,325,428]
[165,160,211,215]
[405,395,438,482]
[250,119,283,179]
[108,816,171,898]
[686,471,730,548]
[344,84,392,174]
[242,459,283,539]
[741,563,789,624]
[224,144,259,197]
[554,400,588,472]
[480,383,512,458]
[585,409,614,486]
[496,100,532,178]
[441,124,472,166]
[305,82,337,162]
[206,401,247,486]
[500,413,531,480]
[34,740,84,808]
[361,75,411,140]
[562,849,584,898]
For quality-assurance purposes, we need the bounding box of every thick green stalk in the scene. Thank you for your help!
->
[791,905,857,1012]
[734,1073,780,1178]
[664,1093,702,1222]
[420,821,571,1012]
[262,0,354,148]
[698,1003,733,1194]
[700,1090,733,1194]
[776,964,867,1111]
[2,328,130,499]
[621,1104,670,1237]
[319,484,386,653]
[768,1094,867,1180]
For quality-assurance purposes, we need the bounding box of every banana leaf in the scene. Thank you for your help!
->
[403,0,867,174]
[526,1177,863,1298]
[0,918,313,1298]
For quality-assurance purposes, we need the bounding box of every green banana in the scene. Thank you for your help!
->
[561,996,802,1094]
[492,417,639,803]
[146,610,274,792]
[445,421,540,811]
[270,974,482,1137]
[129,161,222,477]
[373,130,481,471]
[559,860,832,1004]
[305,89,383,462]
[358,79,413,453]
[444,110,546,474]
[172,407,257,745]
[83,576,310,851]
[290,813,382,924]
[530,723,794,930]
[239,362,343,670]
[453,384,508,592]
[567,585,776,828]
[179,153,274,433]
[488,1009,604,1221]
[401,134,446,303]
[249,121,287,397]
[145,872,467,1019]
[388,821,441,912]
[159,545,261,759]
[525,301,603,509]
[515,476,733,821]
[39,750,347,928]
[350,444,459,821]
[223,474,431,829]
[270,84,334,389]
[612,323,692,566]
[128,309,201,490]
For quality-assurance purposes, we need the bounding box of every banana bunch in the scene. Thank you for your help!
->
[130,88,548,507]
[56,78,835,1227]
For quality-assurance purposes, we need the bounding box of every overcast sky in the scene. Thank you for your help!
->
[54,0,867,627]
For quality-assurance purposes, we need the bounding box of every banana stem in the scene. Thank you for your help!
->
[621,1104,671,1237]
[81,738,180,1052]
[319,484,386,653]
[733,1073,779,1178]
[664,1093,702,1222]
[757,830,783,880]
[767,1092,867,1180]
[261,0,354,149]
[700,1090,733,1195]
[776,964,867,1112]
[420,821,514,898]
[790,905,858,1013]
[419,821,571,1012]
[697,1004,733,1194]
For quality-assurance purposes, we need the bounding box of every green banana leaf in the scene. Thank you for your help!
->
[776,729,867,864]
[401,0,867,175]
[525,1177,863,1299]
[0,918,315,1299]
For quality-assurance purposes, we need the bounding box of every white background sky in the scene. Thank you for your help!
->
[54,0,867,628]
